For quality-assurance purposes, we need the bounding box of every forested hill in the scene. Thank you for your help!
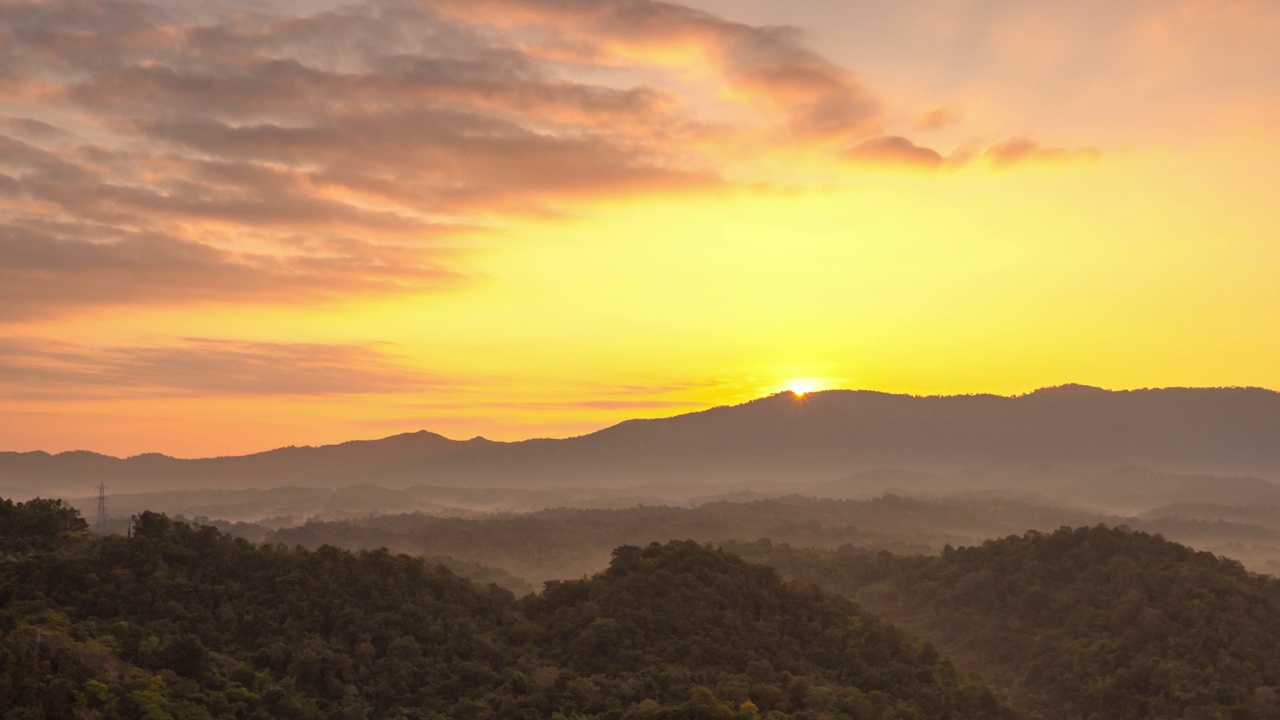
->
[730,527,1280,720]
[5,385,1280,494]
[0,498,1016,720]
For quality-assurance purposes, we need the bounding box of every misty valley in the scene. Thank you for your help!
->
[4,387,1280,718]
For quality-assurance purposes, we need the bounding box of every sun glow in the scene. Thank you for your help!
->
[785,378,823,396]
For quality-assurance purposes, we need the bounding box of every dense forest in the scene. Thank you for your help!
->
[729,528,1280,720]
[0,497,1016,720]
[11,494,1280,719]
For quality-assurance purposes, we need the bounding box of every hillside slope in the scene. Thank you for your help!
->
[0,497,1016,719]
[731,527,1280,720]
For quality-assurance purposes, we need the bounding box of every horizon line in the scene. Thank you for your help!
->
[5,382,1276,461]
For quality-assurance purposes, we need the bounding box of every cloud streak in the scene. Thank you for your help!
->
[0,337,434,398]
[846,135,945,169]
[435,0,881,138]
[984,138,1102,168]
[844,134,1100,172]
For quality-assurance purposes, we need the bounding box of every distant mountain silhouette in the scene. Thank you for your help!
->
[4,386,1280,495]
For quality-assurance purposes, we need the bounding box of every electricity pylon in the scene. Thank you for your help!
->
[95,481,108,530]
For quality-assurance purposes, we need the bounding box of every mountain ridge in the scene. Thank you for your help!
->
[4,385,1280,494]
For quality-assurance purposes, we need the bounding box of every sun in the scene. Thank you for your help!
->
[784,378,823,396]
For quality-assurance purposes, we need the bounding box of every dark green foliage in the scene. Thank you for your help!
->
[0,506,534,719]
[0,500,1016,720]
[522,541,1015,720]
[730,526,1280,720]
[0,496,88,553]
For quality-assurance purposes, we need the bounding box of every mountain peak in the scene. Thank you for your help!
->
[1026,384,1110,397]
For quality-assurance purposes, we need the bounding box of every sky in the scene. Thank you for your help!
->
[2,0,1279,457]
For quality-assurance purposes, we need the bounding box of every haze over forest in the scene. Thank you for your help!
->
[9,386,1280,718]
[9,384,1280,583]
[5,0,1280,717]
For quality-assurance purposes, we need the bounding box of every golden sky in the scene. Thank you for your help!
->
[2,0,1278,457]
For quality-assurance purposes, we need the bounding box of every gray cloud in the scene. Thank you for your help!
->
[0,219,462,321]
[438,0,881,138]
[0,114,71,140]
[0,0,724,321]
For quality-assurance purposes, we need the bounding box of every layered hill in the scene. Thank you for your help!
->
[265,494,1105,586]
[261,490,1280,587]
[0,498,1017,719]
[731,527,1280,720]
[4,386,1280,496]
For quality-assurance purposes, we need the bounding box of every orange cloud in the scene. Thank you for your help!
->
[846,135,944,169]
[984,138,1102,168]
[914,106,960,130]
[0,0,1091,326]
[844,134,1103,171]
[0,337,435,399]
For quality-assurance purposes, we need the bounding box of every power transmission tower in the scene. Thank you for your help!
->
[95,481,108,530]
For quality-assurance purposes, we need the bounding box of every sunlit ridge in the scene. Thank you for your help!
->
[785,378,824,396]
